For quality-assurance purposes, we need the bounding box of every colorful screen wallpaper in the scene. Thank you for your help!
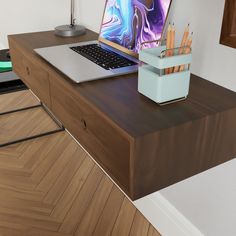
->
[100,0,171,53]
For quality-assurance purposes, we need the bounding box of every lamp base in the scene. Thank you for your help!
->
[55,24,86,37]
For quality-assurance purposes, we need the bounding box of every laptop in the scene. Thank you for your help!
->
[35,0,172,83]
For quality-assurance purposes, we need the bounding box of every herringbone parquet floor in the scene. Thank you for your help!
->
[0,90,161,236]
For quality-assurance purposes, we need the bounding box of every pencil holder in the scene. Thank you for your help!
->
[138,45,192,105]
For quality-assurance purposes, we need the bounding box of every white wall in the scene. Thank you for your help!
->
[0,0,70,48]
[77,0,105,33]
[167,0,236,91]
[1,0,236,235]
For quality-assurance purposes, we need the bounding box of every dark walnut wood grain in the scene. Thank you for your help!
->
[220,0,236,48]
[8,30,236,200]
[49,72,131,193]
[10,43,51,107]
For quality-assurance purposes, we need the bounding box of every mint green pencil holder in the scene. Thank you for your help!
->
[138,45,192,105]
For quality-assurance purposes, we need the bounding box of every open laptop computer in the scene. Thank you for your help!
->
[35,0,172,83]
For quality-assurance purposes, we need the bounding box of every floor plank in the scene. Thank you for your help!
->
[111,198,136,236]
[147,225,162,236]
[59,165,104,234]
[0,90,39,114]
[74,175,113,236]
[129,211,150,236]
[51,157,95,221]
[0,107,58,144]
[0,90,162,236]
[92,186,125,236]
[43,148,86,204]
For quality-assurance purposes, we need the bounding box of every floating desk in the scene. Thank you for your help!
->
[8,30,236,200]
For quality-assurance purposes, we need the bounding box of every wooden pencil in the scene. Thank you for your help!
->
[165,23,172,75]
[173,24,190,73]
[169,24,175,74]
[179,33,193,72]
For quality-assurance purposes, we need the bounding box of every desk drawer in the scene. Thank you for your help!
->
[50,75,130,193]
[10,45,25,79]
[10,45,51,107]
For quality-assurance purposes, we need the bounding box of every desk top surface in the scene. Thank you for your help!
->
[9,30,236,138]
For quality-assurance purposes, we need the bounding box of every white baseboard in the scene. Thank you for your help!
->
[134,192,203,236]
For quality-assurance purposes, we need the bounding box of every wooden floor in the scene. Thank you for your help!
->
[0,90,161,236]
[0,90,59,145]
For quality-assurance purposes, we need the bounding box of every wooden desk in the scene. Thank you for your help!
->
[8,30,236,200]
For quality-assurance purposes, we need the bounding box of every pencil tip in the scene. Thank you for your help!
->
[185,24,190,31]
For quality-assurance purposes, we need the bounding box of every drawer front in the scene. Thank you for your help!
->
[10,45,51,107]
[10,45,26,79]
[50,75,131,193]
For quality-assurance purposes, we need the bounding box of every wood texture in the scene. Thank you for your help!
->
[10,43,51,108]
[49,72,131,193]
[0,90,58,145]
[220,0,236,48]
[0,90,160,236]
[0,90,39,113]
[8,30,236,200]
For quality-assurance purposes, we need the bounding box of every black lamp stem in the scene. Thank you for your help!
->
[55,0,86,37]
[71,0,75,26]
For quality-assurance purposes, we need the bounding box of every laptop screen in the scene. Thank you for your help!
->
[99,0,172,54]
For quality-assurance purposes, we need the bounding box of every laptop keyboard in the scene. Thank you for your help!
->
[70,44,137,70]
